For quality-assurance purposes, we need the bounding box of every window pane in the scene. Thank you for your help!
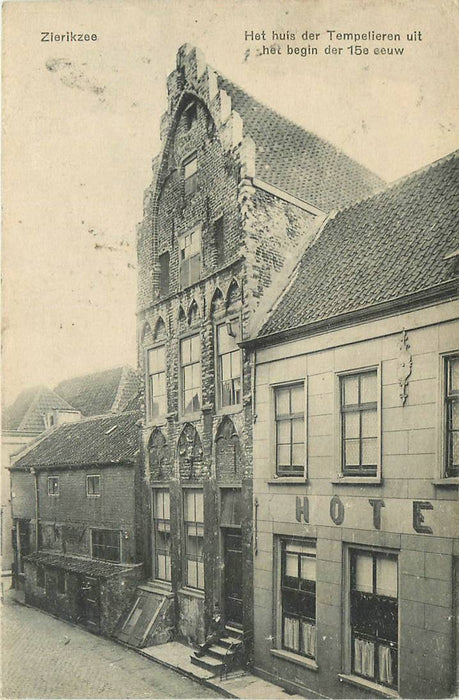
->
[195,492,204,521]
[292,417,304,443]
[231,350,241,377]
[187,563,197,588]
[184,158,197,178]
[181,339,190,364]
[345,439,360,466]
[276,389,290,416]
[191,335,200,361]
[291,444,304,467]
[285,551,298,578]
[300,557,316,582]
[361,438,377,465]
[361,409,377,437]
[451,401,459,429]
[345,412,360,438]
[290,385,304,414]
[184,364,193,390]
[189,253,200,284]
[361,372,377,403]
[355,553,373,593]
[449,357,459,392]
[277,419,290,444]
[376,557,397,597]
[222,353,232,381]
[283,616,300,652]
[218,324,235,354]
[343,376,359,405]
[277,444,291,467]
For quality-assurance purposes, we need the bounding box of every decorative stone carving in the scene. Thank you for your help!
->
[397,329,413,405]
[178,423,203,480]
[148,429,171,481]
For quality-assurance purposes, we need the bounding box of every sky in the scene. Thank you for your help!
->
[2,0,458,405]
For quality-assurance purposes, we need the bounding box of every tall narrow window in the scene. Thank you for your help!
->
[184,155,197,196]
[180,335,201,414]
[281,540,316,659]
[350,550,398,689]
[184,490,204,589]
[183,101,198,130]
[275,384,305,477]
[159,252,170,297]
[147,346,166,419]
[340,370,378,476]
[152,490,171,582]
[179,226,201,288]
[48,476,59,496]
[445,355,459,477]
[217,322,241,408]
[214,216,224,267]
[86,475,100,497]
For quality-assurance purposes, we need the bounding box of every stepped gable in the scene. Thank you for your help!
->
[260,151,459,337]
[54,366,139,417]
[11,411,141,470]
[2,386,74,433]
[218,74,384,211]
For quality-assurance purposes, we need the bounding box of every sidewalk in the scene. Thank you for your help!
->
[140,641,307,699]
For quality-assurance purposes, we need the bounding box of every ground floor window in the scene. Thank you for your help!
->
[91,528,121,563]
[350,549,398,689]
[183,489,204,589]
[280,539,316,659]
[152,489,171,581]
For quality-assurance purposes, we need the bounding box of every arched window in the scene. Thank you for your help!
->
[148,429,170,480]
[215,417,242,481]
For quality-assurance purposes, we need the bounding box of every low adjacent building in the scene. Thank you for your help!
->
[243,152,459,698]
[10,411,144,635]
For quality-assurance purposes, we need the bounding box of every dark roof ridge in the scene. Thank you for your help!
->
[333,149,459,219]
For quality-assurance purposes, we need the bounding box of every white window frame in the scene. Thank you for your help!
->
[183,488,204,590]
[334,365,382,484]
[179,333,201,418]
[342,545,399,694]
[86,474,101,497]
[215,317,242,414]
[270,381,307,481]
[47,476,59,496]
[145,343,167,423]
[152,489,171,583]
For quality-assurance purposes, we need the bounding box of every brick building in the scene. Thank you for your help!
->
[242,152,459,698]
[10,411,144,635]
[134,43,382,664]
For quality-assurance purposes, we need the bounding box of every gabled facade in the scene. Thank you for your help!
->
[136,44,382,654]
[244,152,459,698]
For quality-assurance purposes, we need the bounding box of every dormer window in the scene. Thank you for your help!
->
[179,225,201,288]
[184,155,197,196]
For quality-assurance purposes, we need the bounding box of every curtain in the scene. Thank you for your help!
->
[379,645,393,685]
[284,616,299,651]
[301,622,316,658]
[354,638,375,678]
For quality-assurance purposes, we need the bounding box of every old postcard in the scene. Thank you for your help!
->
[2,1,458,698]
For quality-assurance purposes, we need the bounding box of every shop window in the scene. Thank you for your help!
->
[147,345,166,419]
[86,475,100,497]
[48,476,59,496]
[350,550,398,689]
[340,370,378,477]
[179,226,201,288]
[274,384,305,477]
[217,321,241,408]
[184,154,197,196]
[280,539,316,659]
[180,335,201,414]
[183,490,204,589]
[159,252,170,297]
[445,355,459,477]
[152,489,171,582]
[91,529,121,563]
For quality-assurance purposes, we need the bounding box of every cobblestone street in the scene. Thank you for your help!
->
[1,596,221,699]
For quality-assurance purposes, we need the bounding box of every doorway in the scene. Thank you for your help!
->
[223,528,243,627]
[79,576,100,631]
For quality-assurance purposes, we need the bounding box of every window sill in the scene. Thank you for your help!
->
[216,404,243,417]
[145,418,168,429]
[267,477,308,485]
[332,476,382,485]
[432,477,459,487]
[271,649,318,671]
[142,580,173,596]
[178,412,201,424]
[178,586,204,600]
[338,674,399,698]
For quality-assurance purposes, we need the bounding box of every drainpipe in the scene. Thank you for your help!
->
[30,468,39,551]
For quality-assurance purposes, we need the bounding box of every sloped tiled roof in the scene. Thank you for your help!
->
[219,76,384,211]
[2,387,74,433]
[54,366,139,417]
[260,151,459,337]
[12,411,140,470]
[24,551,141,578]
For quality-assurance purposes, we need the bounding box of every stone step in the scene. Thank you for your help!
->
[206,643,235,660]
[219,635,243,648]
[190,653,224,673]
